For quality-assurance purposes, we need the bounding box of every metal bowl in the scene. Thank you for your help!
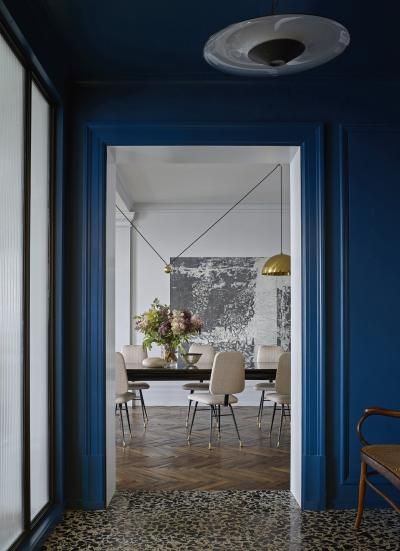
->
[181,352,202,367]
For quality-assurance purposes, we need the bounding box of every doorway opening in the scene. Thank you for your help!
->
[106,145,302,502]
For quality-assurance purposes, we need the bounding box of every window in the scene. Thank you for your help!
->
[0,23,55,549]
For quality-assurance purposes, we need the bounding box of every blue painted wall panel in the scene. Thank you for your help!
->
[65,79,400,509]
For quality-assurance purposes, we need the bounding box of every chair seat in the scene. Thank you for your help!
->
[128,381,150,390]
[362,445,400,479]
[182,382,209,391]
[255,382,275,391]
[267,392,291,405]
[190,392,238,405]
[115,392,133,404]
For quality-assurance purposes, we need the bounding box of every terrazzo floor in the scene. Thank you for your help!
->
[42,490,400,550]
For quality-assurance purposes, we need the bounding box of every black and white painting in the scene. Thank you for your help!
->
[170,257,291,366]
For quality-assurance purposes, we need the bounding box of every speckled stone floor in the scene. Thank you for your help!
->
[42,490,400,550]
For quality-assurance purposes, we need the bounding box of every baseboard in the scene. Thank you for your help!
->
[302,454,326,510]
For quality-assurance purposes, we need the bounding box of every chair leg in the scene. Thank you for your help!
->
[187,401,198,442]
[257,391,265,428]
[118,404,126,447]
[277,404,285,447]
[218,405,221,438]
[185,390,194,428]
[139,390,148,427]
[270,403,277,436]
[229,404,243,447]
[355,461,367,529]
[124,403,132,438]
[209,406,214,449]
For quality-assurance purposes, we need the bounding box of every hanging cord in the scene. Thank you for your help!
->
[115,205,169,265]
[280,163,283,254]
[271,0,279,16]
[171,163,281,263]
[115,163,281,267]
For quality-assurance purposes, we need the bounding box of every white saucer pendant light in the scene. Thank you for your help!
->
[262,165,290,276]
[203,3,350,77]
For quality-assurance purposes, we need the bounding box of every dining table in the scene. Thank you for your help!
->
[126,361,278,382]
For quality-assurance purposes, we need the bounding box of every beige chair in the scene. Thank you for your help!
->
[182,344,216,427]
[187,351,245,449]
[266,352,291,446]
[120,346,150,427]
[115,352,133,446]
[254,345,283,427]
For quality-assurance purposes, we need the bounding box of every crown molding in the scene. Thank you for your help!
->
[133,202,290,214]
[115,209,135,227]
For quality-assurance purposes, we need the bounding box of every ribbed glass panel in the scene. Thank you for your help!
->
[0,34,25,549]
[30,83,50,520]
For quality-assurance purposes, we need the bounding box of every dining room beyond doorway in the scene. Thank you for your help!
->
[107,145,301,497]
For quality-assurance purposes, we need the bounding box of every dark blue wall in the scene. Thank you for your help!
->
[66,76,400,508]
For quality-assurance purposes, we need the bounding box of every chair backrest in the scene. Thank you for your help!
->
[121,344,148,364]
[275,352,291,395]
[115,352,129,395]
[188,343,215,368]
[209,351,245,396]
[256,344,283,363]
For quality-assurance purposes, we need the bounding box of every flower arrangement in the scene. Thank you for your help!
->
[135,298,203,363]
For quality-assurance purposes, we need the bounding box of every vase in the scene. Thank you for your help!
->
[162,344,178,365]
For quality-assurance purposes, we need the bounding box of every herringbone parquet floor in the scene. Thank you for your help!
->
[117,406,290,491]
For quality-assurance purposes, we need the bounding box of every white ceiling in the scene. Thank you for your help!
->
[109,146,297,209]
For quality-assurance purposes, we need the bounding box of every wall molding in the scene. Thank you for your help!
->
[337,124,400,495]
[133,202,290,214]
[79,122,325,510]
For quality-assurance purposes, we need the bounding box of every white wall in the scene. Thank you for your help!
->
[105,158,116,504]
[115,214,133,352]
[289,149,302,506]
[129,203,290,405]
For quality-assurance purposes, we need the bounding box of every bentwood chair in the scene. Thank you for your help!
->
[266,352,291,446]
[355,407,400,529]
[120,346,150,427]
[187,351,245,449]
[182,344,216,427]
[254,345,283,428]
[115,352,133,446]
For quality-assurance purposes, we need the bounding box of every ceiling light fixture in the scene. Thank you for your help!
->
[262,164,290,276]
[203,1,350,77]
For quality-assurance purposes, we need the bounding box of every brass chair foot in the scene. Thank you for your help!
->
[239,441,243,448]
[208,443,212,450]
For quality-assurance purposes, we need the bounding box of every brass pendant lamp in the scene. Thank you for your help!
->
[262,164,291,276]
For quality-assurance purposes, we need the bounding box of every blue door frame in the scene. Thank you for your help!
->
[82,122,325,510]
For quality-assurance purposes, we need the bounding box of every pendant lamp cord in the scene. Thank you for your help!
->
[115,205,169,265]
[280,163,283,254]
[115,163,282,267]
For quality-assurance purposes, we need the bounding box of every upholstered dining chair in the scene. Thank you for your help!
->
[265,351,291,446]
[120,346,150,427]
[187,351,245,449]
[182,344,216,427]
[355,407,400,529]
[115,352,133,446]
[254,345,283,428]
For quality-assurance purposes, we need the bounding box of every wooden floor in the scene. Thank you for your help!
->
[117,406,290,491]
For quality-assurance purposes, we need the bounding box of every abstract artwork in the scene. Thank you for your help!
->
[170,257,291,366]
